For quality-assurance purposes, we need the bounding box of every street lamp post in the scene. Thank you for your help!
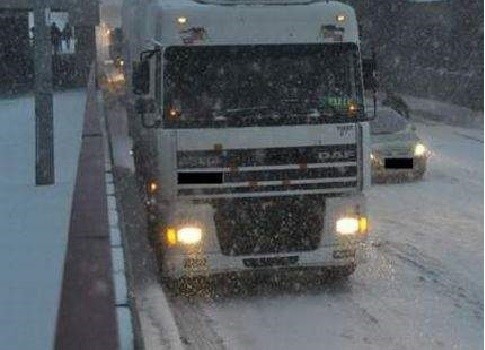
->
[34,0,54,185]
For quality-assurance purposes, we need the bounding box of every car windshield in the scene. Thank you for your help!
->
[370,107,409,135]
[163,43,364,128]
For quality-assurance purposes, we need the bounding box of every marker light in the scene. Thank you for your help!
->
[168,107,180,120]
[414,143,426,157]
[347,101,358,116]
[167,228,177,245]
[148,181,158,193]
[336,14,346,22]
[177,16,187,24]
[358,217,368,233]
[336,217,359,235]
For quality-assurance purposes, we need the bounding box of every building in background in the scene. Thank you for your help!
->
[0,0,99,93]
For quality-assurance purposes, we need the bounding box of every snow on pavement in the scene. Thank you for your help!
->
[0,91,85,349]
[368,122,483,289]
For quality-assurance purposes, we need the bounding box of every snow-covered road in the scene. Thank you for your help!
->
[169,121,483,350]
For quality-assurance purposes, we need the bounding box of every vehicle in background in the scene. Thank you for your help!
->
[101,59,125,94]
[370,107,429,182]
[382,91,410,119]
[124,0,373,284]
[102,28,125,94]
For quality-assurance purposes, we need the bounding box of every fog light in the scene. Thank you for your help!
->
[336,217,358,235]
[177,227,202,245]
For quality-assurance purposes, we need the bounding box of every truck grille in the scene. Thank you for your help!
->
[176,144,358,198]
[213,195,324,256]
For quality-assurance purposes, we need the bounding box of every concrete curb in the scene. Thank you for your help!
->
[100,89,185,350]
[99,91,135,350]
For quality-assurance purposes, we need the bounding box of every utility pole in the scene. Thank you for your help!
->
[34,0,54,185]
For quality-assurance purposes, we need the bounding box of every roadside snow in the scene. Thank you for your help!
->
[403,94,482,128]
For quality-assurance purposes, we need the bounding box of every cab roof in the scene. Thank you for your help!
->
[152,0,359,46]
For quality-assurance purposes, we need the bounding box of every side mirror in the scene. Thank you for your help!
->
[132,60,150,95]
[362,58,377,91]
[135,97,161,128]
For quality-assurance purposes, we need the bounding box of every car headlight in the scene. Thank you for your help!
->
[414,143,427,157]
[336,216,368,235]
[166,226,202,245]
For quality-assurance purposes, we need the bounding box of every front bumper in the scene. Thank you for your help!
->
[161,242,360,279]
[371,155,427,182]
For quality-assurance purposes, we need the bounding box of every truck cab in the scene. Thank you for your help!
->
[125,0,372,281]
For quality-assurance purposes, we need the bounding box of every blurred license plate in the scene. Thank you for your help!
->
[385,157,413,169]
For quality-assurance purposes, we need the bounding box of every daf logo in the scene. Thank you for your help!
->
[317,149,356,161]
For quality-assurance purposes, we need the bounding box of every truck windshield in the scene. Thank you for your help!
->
[163,43,365,128]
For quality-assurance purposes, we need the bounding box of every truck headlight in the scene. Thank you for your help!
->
[414,143,427,157]
[177,227,202,244]
[167,226,202,245]
[336,217,368,235]
[336,217,358,235]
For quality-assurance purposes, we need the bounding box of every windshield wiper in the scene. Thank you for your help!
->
[224,106,271,114]
[281,98,343,118]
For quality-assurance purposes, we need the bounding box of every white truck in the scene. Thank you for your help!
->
[124,0,372,282]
